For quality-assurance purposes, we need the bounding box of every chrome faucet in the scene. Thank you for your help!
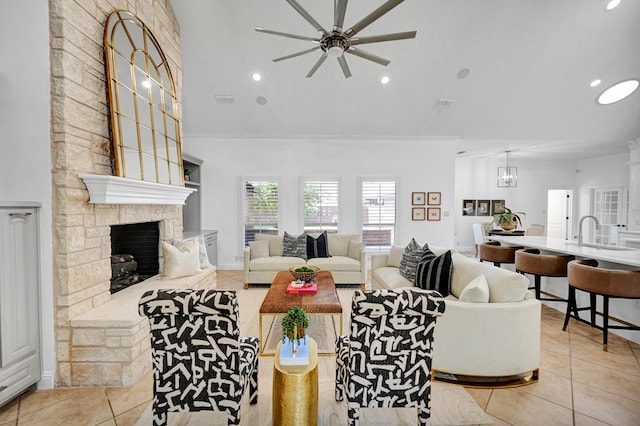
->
[578,215,600,246]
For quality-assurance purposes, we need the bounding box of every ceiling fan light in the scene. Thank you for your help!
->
[327,45,343,57]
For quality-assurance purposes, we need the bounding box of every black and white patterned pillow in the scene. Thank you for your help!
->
[283,231,308,259]
[307,231,331,259]
[415,249,452,296]
[399,238,427,283]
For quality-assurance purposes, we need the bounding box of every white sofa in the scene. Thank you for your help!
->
[371,247,541,381]
[243,233,366,288]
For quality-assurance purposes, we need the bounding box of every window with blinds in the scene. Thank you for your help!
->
[242,179,279,246]
[303,179,339,233]
[360,179,397,250]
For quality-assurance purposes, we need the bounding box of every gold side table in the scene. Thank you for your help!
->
[272,337,318,426]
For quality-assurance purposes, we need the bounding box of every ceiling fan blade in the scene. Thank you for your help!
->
[255,28,320,42]
[337,55,352,78]
[273,46,321,62]
[346,0,405,38]
[350,30,416,45]
[346,47,390,66]
[306,53,328,78]
[334,0,348,31]
[286,0,327,34]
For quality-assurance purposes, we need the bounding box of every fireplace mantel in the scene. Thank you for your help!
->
[79,174,196,205]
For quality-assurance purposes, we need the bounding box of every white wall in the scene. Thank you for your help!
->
[183,138,457,268]
[576,152,630,231]
[455,156,579,252]
[0,0,55,388]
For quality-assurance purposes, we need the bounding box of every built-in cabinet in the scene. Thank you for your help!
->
[183,154,202,232]
[182,154,218,266]
[0,204,41,407]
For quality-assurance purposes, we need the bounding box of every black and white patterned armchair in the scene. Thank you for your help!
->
[139,289,259,426]
[335,288,445,426]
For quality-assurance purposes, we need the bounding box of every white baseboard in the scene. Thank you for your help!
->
[216,263,243,270]
[38,370,55,389]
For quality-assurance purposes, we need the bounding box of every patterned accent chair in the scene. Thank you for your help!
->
[139,289,259,426]
[335,288,446,426]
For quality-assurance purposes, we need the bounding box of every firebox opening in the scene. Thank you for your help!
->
[110,221,160,294]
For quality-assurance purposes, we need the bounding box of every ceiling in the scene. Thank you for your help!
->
[171,0,640,160]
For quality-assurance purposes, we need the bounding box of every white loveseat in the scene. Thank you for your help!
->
[371,247,541,381]
[243,233,366,288]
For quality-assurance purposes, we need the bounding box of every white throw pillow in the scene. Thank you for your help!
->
[386,245,404,267]
[347,240,364,260]
[162,240,201,279]
[174,235,212,269]
[450,253,528,302]
[249,239,270,259]
[458,274,490,303]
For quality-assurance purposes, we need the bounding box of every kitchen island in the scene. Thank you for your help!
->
[489,235,640,268]
[488,235,640,345]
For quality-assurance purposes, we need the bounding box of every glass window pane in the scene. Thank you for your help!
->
[243,180,279,246]
[303,180,339,233]
[361,179,397,251]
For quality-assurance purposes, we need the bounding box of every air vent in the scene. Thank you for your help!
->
[214,95,235,104]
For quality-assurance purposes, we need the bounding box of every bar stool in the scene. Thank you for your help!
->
[563,259,640,351]
[515,248,574,301]
[479,241,523,267]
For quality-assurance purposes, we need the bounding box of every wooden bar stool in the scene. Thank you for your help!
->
[479,241,523,267]
[563,259,640,351]
[515,248,574,301]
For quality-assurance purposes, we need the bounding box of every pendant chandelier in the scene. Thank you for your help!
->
[497,151,517,187]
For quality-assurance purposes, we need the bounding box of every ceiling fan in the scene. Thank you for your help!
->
[256,0,416,78]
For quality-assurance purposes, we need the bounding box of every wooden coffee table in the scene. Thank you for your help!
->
[259,270,343,355]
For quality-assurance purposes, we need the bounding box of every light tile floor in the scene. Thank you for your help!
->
[1,270,639,426]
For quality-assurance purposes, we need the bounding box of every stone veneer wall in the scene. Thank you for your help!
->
[50,0,183,386]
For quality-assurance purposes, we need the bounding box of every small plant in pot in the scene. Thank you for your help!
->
[493,207,525,231]
[281,306,309,353]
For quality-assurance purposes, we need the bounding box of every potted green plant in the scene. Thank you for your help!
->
[492,206,525,231]
[281,306,309,353]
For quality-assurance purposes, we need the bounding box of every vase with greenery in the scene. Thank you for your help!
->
[492,206,525,231]
[281,306,309,353]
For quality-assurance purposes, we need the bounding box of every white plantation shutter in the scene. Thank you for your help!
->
[243,179,279,246]
[303,179,339,233]
[361,179,397,250]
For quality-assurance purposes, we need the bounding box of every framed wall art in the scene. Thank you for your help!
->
[412,207,426,220]
[477,199,490,216]
[412,192,426,205]
[427,192,441,205]
[491,199,505,214]
[427,207,441,221]
[462,199,476,216]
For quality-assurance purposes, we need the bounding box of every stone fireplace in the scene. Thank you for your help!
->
[49,1,219,387]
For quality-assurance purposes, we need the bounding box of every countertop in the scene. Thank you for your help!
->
[489,235,640,268]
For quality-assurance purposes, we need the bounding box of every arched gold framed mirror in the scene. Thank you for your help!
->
[104,10,183,185]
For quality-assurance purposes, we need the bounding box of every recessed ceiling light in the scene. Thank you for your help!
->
[590,79,601,87]
[605,0,621,11]
[380,76,390,85]
[252,73,262,81]
[597,79,639,105]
